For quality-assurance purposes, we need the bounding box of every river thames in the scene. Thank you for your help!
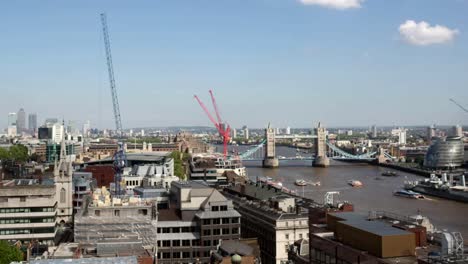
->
[219,145,468,240]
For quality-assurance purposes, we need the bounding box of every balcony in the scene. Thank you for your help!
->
[0,211,57,218]
[0,222,56,229]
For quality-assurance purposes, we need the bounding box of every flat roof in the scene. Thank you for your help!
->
[83,152,171,165]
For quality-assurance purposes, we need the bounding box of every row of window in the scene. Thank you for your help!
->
[0,217,55,224]
[0,197,27,203]
[157,226,196,234]
[159,239,198,248]
[125,180,140,186]
[159,251,209,259]
[202,217,239,225]
[211,205,228,211]
[0,227,55,235]
[310,248,352,264]
[285,233,307,240]
[202,227,238,236]
[0,207,55,214]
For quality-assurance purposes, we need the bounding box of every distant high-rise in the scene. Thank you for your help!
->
[8,112,17,126]
[141,129,145,137]
[427,125,436,142]
[286,126,291,135]
[372,125,377,138]
[232,128,237,139]
[52,123,64,143]
[452,125,463,137]
[82,121,91,137]
[242,126,249,140]
[398,129,407,145]
[17,108,26,133]
[28,113,37,133]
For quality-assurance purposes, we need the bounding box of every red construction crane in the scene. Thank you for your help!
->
[194,90,231,159]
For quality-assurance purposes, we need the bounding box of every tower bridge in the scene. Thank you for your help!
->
[234,122,389,168]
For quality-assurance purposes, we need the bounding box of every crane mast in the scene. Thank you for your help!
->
[449,98,468,113]
[100,13,123,136]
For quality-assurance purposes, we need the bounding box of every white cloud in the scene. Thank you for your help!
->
[299,0,364,10]
[399,20,459,46]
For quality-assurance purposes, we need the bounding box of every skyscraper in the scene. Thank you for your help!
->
[8,112,17,126]
[398,129,407,145]
[286,126,291,135]
[17,108,26,133]
[372,125,377,138]
[28,113,37,133]
[82,120,91,137]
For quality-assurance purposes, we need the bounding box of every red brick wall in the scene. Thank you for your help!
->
[83,165,115,188]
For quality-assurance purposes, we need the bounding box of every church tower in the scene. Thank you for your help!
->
[54,129,73,225]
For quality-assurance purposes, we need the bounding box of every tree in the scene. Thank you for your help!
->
[171,151,187,180]
[8,145,29,162]
[0,240,23,264]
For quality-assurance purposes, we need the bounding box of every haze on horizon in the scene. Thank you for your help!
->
[1,0,468,130]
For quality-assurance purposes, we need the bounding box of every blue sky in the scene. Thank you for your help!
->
[1,0,468,129]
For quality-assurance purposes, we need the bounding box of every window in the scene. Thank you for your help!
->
[285,234,289,239]
[182,252,190,258]
[203,229,211,236]
[203,240,211,246]
[212,206,219,211]
[285,245,289,253]
[213,240,218,246]
[203,251,210,257]
[285,221,289,227]
[182,240,190,247]
[192,240,200,246]
[222,228,229,235]
[182,227,190,232]
[162,252,170,259]
[162,228,170,233]
[299,233,303,239]
[232,228,238,234]
[220,205,228,211]
[157,241,161,247]
[194,251,200,257]
[213,229,220,235]
[213,219,220,225]
[157,228,161,233]
[232,218,239,224]
[162,240,170,247]
[138,209,148,216]
[20,197,26,202]
[114,210,120,217]
[60,188,66,203]
[222,218,230,224]
[203,219,210,225]
[172,227,180,233]
[173,240,180,247]
[94,210,100,216]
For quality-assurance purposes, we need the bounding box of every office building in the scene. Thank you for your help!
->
[122,161,178,191]
[427,125,436,142]
[452,125,463,137]
[52,123,64,143]
[72,172,96,214]
[372,124,377,138]
[243,126,249,140]
[8,112,17,126]
[231,128,237,139]
[7,126,17,137]
[223,183,309,264]
[156,181,241,263]
[16,108,26,133]
[399,129,407,145]
[424,136,464,169]
[0,138,73,245]
[29,113,38,133]
[286,126,291,135]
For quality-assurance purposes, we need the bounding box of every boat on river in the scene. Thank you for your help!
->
[348,180,363,187]
[394,189,425,199]
[295,179,307,186]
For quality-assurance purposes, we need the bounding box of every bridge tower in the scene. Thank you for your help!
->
[263,124,279,168]
[313,122,330,167]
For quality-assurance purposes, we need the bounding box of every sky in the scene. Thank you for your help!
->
[1,0,468,129]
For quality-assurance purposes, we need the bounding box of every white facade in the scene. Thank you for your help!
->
[141,129,145,137]
[398,129,407,145]
[82,120,90,137]
[52,123,64,144]
[275,219,309,263]
[286,126,291,135]
[7,126,17,137]
[122,160,178,191]
[8,112,17,126]
[244,128,249,140]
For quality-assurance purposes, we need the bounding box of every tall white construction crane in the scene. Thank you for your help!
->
[100,13,123,136]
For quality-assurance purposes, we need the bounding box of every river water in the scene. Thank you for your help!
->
[218,145,468,239]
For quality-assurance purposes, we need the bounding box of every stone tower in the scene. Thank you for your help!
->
[313,122,330,167]
[263,123,279,168]
[54,134,73,225]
